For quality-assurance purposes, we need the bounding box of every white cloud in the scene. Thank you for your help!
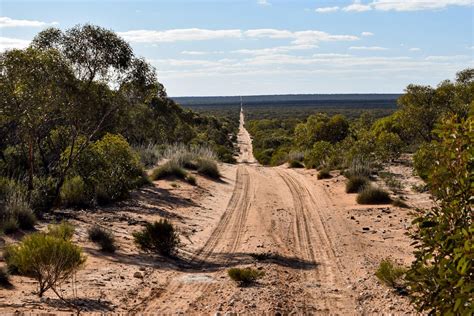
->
[425,55,470,61]
[409,47,421,51]
[341,0,472,12]
[0,16,58,28]
[118,28,242,43]
[181,50,224,55]
[0,37,30,51]
[361,31,374,36]
[120,28,359,45]
[257,0,271,6]
[233,44,317,55]
[349,46,388,50]
[315,6,340,13]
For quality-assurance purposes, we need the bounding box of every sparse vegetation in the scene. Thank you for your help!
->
[317,168,331,179]
[185,174,197,186]
[196,158,221,179]
[2,218,19,235]
[345,176,370,193]
[288,160,304,168]
[133,219,180,256]
[0,267,11,287]
[46,221,75,241]
[1,181,36,234]
[392,198,409,208]
[228,267,265,285]
[376,258,407,288]
[88,225,116,253]
[356,186,391,204]
[151,160,187,180]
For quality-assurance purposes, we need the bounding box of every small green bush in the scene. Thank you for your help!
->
[356,186,392,204]
[133,219,180,256]
[228,267,264,285]
[6,232,86,297]
[376,259,406,287]
[2,218,19,235]
[151,160,187,180]
[392,198,409,208]
[0,267,11,287]
[3,245,19,274]
[30,176,56,212]
[47,221,75,241]
[317,168,331,179]
[345,176,369,193]
[88,225,116,253]
[2,187,36,230]
[196,158,221,179]
[288,160,304,168]
[413,142,436,181]
[60,176,89,207]
[185,174,197,186]
[344,159,372,179]
[304,141,333,169]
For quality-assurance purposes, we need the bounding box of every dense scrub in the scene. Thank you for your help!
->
[1,24,236,212]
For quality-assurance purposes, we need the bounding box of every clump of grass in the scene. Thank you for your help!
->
[88,225,116,253]
[47,221,75,240]
[1,185,37,233]
[60,176,89,207]
[151,160,187,180]
[134,143,162,168]
[2,218,19,235]
[344,159,372,179]
[375,258,407,288]
[185,174,197,186]
[0,267,11,287]
[196,158,221,179]
[228,267,264,286]
[133,219,180,257]
[356,186,392,204]
[317,168,332,179]
[392,198,409,208]
[379,172,403,192]
[346,176,370,193]
[160,144,217,167]
[288,160,304,168]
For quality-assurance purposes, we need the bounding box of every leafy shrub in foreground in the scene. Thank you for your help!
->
[6,231,86,297]
[356,186,391,204]
[88,225,116,253]
[376,258,406,288]
[196,158,221,179]
[228,267,264,285]
[345,176,369,193]
[317,168,331,179]
[413,142,436,181]
[151,160,187,180]
[133,219,179,256]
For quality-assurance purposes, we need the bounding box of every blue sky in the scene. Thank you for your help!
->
[1,0,473,96]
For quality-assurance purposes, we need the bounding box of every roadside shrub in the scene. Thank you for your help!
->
[47,221,75,241]
[317,168,331,179]
[185,174,197,186]
[30,176,57,212]
[2,218,19,235]
[345,176,369,193]
[88,225,116,253]
[356,186,392,204]
[3,245,19,274]
[60,176,89,207]
[151,160,187,180]
[0,267,10,287]
[196,158,221,179]
[228,267,264,285]
[344,158,372,179]
[6,232,86,297]
[413,142,436,181]
[134,143,162,168]
[133,219,180,256]
[288,160,304,168]
[4,190,36,230]
[304,141,333,169]
[376,259,407,288]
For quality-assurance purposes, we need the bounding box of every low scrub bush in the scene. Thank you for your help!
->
[413,142,436,181]
[345,176,369,193]
[0,267,10,287]
[151,160,187,180]
[133,219,180,256]
[317,168,331,179]
[356,186,392,204]
[304,141,334,169]
[344,158,372,179]
[88,225,116,253]
[2,218,19,235]
[60,176,89,207]
[376,258,406,288]
[288,160,304,168]
[196,158,220,179]
[392,198,409,208]
[6,231,86,297]
[1,186,36,233]
[185,174,197,186]
[228,267,264,285]
[47,221,75,241]
[134,143,162,168]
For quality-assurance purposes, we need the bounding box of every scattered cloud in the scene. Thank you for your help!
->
[233,44,317,55]
[425,55,470,61]
[257,0,271,6]
[343,3,372,12]
[0,16,58,28]
[341,0,472,13]
[409,47,421,51]
[349,46,388,50]
[361,32,374,36]
[315,6,340,13]
[181,50,224,55]
[0,36,30,51]
[120,28,359,45]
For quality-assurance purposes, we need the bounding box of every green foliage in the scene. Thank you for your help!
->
[151,160,187,180]
[60,176,89,207]
[294,113,349,148]
[228,267,265,285]
[288,160,304,168]
[1,180,36,233]
[413,142,437,181]
[317,168,332,179]
[376,259,407,288]
[5,231,85,297]
[406,115,473,314]
[185,174,197,186]
[88,225,116,253]
[196,158,221,179]
[345,176,369,193]
[356,186,391,204]
[133,219,180,256]
[304,141,334,169]
[47,221,75,241]
[344,159,372,179]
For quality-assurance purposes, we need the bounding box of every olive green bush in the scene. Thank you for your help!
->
[196,158,221,179]
[228,267,264,286]
[151,160,187,180]
[88,225,116,253]
[356,186,391,204]
[376,259,407,288]
[345,176,369,193]
[133,219,180,256]
[60,176,89,207]
[317,168,332,179]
